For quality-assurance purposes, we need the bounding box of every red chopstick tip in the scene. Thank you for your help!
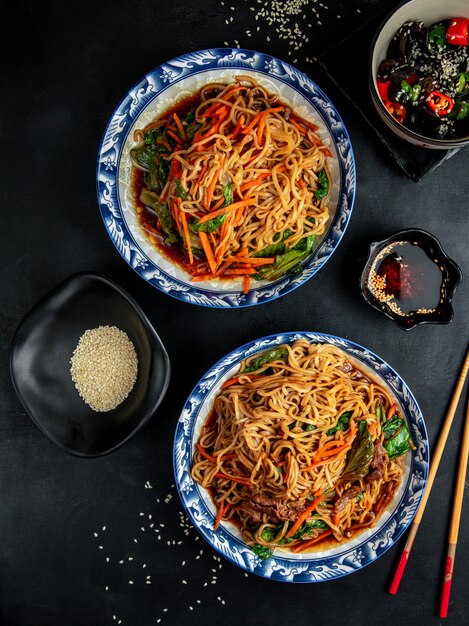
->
[439,555,454,618]
[389,550,410,594]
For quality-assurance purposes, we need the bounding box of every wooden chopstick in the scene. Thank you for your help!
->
[389,348,469,595]
[439,395,469,618]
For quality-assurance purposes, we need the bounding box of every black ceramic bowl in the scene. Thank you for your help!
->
[10,273,170,457]
[369,0,469,149]
[360,229,462,330]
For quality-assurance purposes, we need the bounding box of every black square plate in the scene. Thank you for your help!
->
[10,273,171,457]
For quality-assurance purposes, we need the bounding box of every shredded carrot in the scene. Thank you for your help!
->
[211,196,225,212]
[298,178,305,189]
[222,85,247,100]
[257,114,266,143]
[231,114,245,137]
[191,273,220,282]
[213,501,225,532]
[292,530,333,553]
[197,198,255,225]
[214,472,252,486]
[225,256,274,266]
[167,129,183,146]
[290,118,307,134]
[195,443,217,463]
[333,514,340,527]
[243,275,251,294]
[322,147,333,158]
[387,403,397,420]
[192,163,208,194]
[305,119,320,132]
[242,106,283,135]
[224,268,255,276]
[198,231,218,274]
[173,112,187,141]
[239,172,271,192]
[179,209,193,264]
[286,494,325,538]
[205,167,221,208]
[157,138,173,152]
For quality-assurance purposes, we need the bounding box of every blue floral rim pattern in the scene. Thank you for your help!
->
[173,332,429,582]
[96,48,356,308]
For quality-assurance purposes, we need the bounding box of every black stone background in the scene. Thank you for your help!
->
[1,1,468,624]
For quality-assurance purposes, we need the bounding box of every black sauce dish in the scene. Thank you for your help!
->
[10,273,171,457]
[360,229,462,331]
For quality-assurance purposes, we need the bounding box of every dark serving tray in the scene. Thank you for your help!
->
[318,10,462,182]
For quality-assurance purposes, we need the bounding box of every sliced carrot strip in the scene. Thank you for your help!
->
[179,210,193,264]
[198,231,217,274]
[197,198,256,225]
[291,530,333,553]
[214,472,252,486]
[243,275,251,294]
[173,112,186,141]
[286,494,325,538]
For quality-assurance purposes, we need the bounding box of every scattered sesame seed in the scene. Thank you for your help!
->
[129,580,134,585]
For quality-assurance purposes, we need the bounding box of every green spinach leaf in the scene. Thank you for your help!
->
[341,420,374,483]
[244,348,289,373]
[326,411,353,436]
[252,544,273,560]
[315,169,329,201]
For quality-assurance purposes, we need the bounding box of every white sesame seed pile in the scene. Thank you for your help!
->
[70,325,138,412]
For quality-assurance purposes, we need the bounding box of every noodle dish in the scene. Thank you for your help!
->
[97,49,356,307]
[174,332,429,582]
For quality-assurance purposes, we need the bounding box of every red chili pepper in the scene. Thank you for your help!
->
[426,91,454,116]
[377,79,391,101]
[446,17,469,46]
[384,100,407,123]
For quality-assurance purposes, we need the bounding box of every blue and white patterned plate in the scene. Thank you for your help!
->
[96,49,356,308]
[173,332,429,582]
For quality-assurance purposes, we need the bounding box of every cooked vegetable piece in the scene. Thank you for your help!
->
[174,178,189,200]
[428,24,446,48]
[190,213,227,233]
[253,235,315,281]
[314,169,329,200]
[382,415,413,459]
[341,420,374,483]
[426,91,454,116]
[244,347,289,373]
[155,202,179,245]
[251,544,273,560]
[254,230,294,258]
[326,411,353,436]
[446,17,469,46]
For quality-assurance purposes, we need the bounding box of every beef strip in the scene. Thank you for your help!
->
[333,485,363,514]
[239,491,307,524]
[365,442,388,484]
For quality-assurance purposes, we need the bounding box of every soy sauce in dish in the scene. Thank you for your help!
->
[367,241,444,317]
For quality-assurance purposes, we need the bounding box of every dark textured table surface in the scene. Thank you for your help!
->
[2,1,469,625]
